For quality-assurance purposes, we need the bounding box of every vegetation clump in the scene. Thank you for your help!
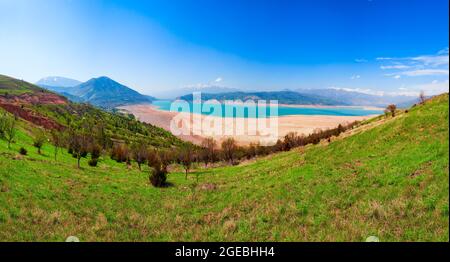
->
[19,147,27,155]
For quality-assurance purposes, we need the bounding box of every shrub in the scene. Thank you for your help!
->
[19,147,27,155]
[386,104,397,117]
[88,158,98,167]
[131,142,148,170]
[221,138,238,164]
[110,144,129,163]
[90,144,102,159]
[149,168,167,187]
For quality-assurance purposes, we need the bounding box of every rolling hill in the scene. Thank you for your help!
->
[1,72,447,242]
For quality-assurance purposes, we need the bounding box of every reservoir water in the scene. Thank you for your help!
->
[151,100,383,118]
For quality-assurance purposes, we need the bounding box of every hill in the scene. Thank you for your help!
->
[39,76,156,109]
[0,79,447,241]
[0,74,187,148]
[180,91,347,105]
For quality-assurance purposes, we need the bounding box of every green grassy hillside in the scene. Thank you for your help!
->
[1,74,187,149]
[0,94,448,241]
[0,74,47,95]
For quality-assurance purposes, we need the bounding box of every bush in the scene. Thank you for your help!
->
[88,158,98,167]
[111,144,129,163]
[19,147,27,155]
[149,169,167,187]
[90,144,102,159]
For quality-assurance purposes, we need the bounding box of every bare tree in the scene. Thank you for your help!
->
[419,91,426,104]
[201,137,216,167]
[386,104,397,117]
[50,130,65,161]
[221,137,237,164]
[131,141,148,171]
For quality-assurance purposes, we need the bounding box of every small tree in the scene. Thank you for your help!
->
[0,113,6,139]
[69,130,89,169]
[33,130,47,154]
[221,137,237,164]
[88,143,101,167]
[50,130,66,161]
[386,104,397,117]
[179,146,194,180]
[3,114,17,149]
[148,149,168,187]
[419,91,426,104]
[131,141,148,171]
[201,137,216,167]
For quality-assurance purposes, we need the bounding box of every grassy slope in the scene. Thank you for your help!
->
[0,74,44,95]
[1,74,186,148]
[0,94,448,242]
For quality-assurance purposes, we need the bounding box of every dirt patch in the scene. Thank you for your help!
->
[199,183,217,191]
[0,91,67,105]
[0,91,67,130]
[0,103,65,131]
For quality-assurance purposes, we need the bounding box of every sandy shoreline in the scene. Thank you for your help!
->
[119,104,376,146]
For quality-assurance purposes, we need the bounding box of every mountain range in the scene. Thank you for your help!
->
[179,89,421,108]
[179,91,347,105]
[295,88,420,108]
[37,76,155,109]
[37,75,422,109]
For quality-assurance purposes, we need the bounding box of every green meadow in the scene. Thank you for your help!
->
[0,94,448,241]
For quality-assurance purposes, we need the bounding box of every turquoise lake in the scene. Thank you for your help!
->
[151,100,383,118]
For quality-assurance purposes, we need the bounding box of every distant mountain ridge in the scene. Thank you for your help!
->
[296,88,419,108]
[36,76,82,88]
[180,91,348,105]
[37,76,155,109]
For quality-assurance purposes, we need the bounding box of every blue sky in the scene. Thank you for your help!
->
[0,0,448,97]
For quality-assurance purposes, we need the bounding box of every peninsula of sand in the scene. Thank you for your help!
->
[119,104,377,146]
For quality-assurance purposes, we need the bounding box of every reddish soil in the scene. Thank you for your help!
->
[0,91,68,105]
[0,92,67,131]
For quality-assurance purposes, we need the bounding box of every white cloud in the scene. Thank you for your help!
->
[411,80,449,95]
[411,55,449,67]
[355,58,368,63]
[437,47,449,55]
[400,69,449,76]
[350,75,361,80]
[378,48,450,80]
[380,65,411,70]
[215,77,223,83]
[376,57,393,60]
